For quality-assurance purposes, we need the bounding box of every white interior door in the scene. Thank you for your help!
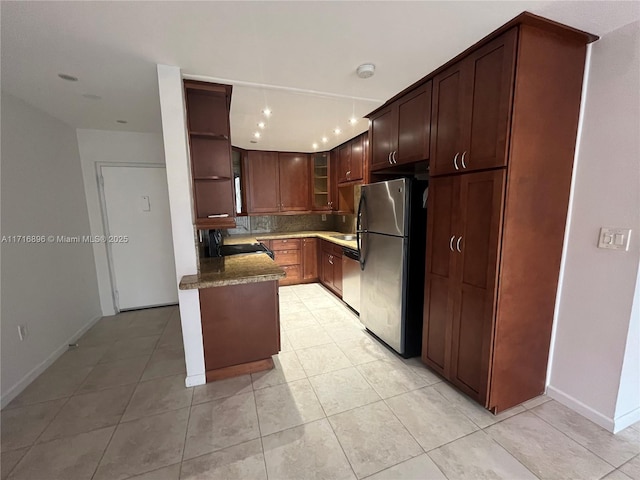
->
[100,165,178,310]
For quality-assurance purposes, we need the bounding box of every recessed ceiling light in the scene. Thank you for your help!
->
[257,122,265,129]
[254,132,261,138]
[321,137,328,143]
[312,143,318,149]
[58,73,78,82]
[349,117,358,125]
[334,128,341,135]
[82,94,102,100]
[262,108,272,117]
[116,120,128,124]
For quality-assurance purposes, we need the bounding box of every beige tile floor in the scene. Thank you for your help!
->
[2,283,639,480]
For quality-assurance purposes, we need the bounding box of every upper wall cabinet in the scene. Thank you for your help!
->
[245,151,310,214]
[369,81,432,171]
[311,152,332,211]
[279,153,311,212]
[337,133,365,184]
[184,81,236,229]
[430,30,516,176]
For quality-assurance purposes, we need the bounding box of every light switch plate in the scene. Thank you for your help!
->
[598,227,631,251]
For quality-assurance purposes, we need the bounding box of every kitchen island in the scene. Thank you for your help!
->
[179,253,285,381]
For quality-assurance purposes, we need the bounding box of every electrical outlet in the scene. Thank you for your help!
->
[321,214,327,221]
[18,324,28,341]
[342,215,346,223]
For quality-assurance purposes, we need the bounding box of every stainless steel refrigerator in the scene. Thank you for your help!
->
[357,178,428,357]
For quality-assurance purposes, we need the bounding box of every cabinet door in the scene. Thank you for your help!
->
[348,135,364,182]
[321,250,334,289]
[302,238,318,281]
[422,176,459,376]
[369,106,396,171]
[338,143,351,183]
[463,30,517,172]
[279,153,310,211]
[333,252,343,296]
[449,169,505,404]
[246,151,279,213]
[311,153,331,211]
[430,64,467,176]
[330,149,339,211]
[396,82,432,165]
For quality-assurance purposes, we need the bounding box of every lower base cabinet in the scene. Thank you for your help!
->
[200,281,280,375]
[319,240,343,297]
[270,237,319,286]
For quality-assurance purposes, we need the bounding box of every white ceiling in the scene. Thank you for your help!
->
[2,1,638,152]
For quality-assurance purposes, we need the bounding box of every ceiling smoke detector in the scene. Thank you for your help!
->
[356,64,375,79]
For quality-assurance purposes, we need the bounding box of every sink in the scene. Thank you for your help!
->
[331,234,356,241]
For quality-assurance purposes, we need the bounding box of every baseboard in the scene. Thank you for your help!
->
[614,406,640,433]
[1,314,103,409]
[547,385,615,432]
[185,373,206,388]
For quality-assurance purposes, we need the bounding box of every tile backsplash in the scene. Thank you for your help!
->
[226,214,341,236]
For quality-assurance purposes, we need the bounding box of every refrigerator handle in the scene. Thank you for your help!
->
[357,194,366,271]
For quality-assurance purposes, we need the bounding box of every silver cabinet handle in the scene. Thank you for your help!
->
[388,152,392,164]
[449,235,455,251]
[453,152,460,170]
[456,236,463,252]
[461,151,467,169]
[392,151,397,164]
[346,170,351,179]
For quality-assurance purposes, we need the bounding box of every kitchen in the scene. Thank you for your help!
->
[2,2,639,479]
[171,10,591,413]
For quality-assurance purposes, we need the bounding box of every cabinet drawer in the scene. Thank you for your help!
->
[274,250,301,266]
[279,265,301,286]
[271,239,301,251]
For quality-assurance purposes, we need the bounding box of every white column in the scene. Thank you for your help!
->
[156,64,206,387]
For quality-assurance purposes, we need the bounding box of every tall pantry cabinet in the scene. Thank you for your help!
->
[422,19,596,413]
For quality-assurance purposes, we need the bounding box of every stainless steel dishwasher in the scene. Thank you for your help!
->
[342,248,361,313]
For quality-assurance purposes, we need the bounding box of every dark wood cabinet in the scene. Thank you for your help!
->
[184,81,236,229]
[422,20,592,413]
[350,134,365,181]
[423,171,505,402]
[278,153,311,212]
[246,151,310,214]
[370,106,395,171]
[330,149,339,211]
[430,30,516,176]
[337,133,365,184]
[369,81,432,172]
[319,241,343,297]
[311,153,332,211]
[302,238,318,281]
[200,281,280,376]
[246,151,279,213]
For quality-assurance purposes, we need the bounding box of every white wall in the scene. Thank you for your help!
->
[1,93,102,407]
[549,20,640,432]
[157,65,206,388]
[76,129,166,315]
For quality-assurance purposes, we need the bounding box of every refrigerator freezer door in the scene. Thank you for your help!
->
[360,232,406,353]
[362,178,408,237]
